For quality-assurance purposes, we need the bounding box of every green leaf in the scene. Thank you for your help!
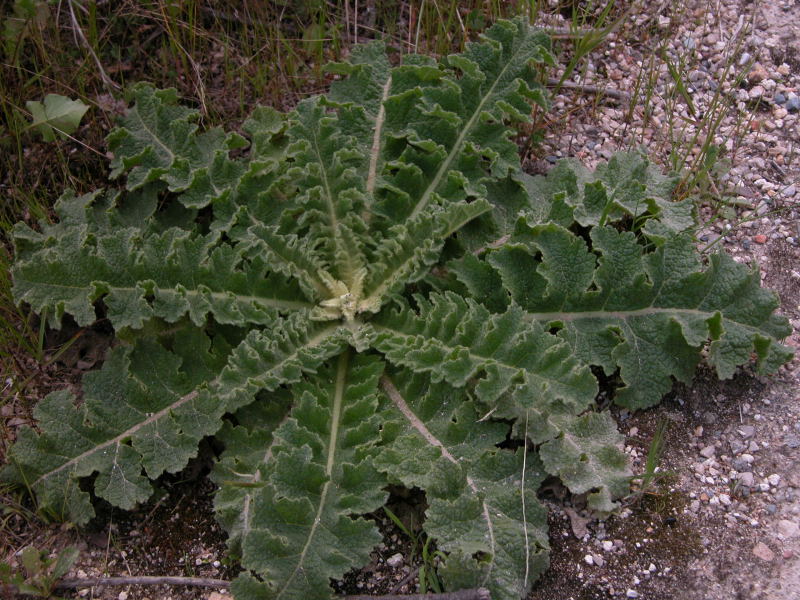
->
[371,292,597,410]
[231,353,387,600]
[26,94,89,142]
[460,222,792,409]
[2,335,228,523]
[538,412,631,513]
[12,190,311,330]
[211,395,293,555]
[5,16,793,600]
[377,373,550,600]
[108,84,246,199]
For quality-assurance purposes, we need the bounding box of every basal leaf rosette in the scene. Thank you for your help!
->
[3,14,793,600]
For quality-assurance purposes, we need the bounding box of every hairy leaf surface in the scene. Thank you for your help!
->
[231,353,387,600]
[454,218,792,409]
[377,373,550,600]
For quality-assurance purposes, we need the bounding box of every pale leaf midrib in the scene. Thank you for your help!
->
[248,218,329,298]
[521,305,770,337]
[361,203,491,309]
[31,389,200,489]
[18,279,313,311]
[32,325,340,490]
[311,129,358,282]
[372,324,578,395]
[366,76,392,196]
[132,108,176,164]
[277,350,350,599]
[408,44,521,221]
[379,376,495,585]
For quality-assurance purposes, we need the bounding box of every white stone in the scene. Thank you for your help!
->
[602,540,614,551]
[584,554,594,565]
[738,472,755,486]
[626,590,640,599]
[768,474,781,486]
[386,552,404,568]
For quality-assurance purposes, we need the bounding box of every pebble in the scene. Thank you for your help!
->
[699,445,716,458]
[738,425,756,438]
[732,458,750,472]
[777,520,800,539]
[753,234,767,244]
[767,474,781,487]
[386,553,404,568]
[748,64,769,83]
[752,542,775,562]
[786,95,800,112]
[602,540,614,551]
[626,590,640,599]
[738,472,755,487]
[774,92,786,104]
[584,554,594,566]
[118,593,128,600]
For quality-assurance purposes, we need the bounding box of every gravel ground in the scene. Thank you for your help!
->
[529,0,800,598]
[2,1,799,599]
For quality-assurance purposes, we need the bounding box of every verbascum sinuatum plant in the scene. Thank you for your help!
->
[3,18,793,600]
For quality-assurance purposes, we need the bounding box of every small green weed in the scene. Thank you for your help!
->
[0,545,78,598]
[383,506,445,594]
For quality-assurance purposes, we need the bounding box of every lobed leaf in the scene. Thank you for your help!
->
[371,291,597,410]
[455,221,793,409]
[231,353,387,600]
[2,331,227,523]
[377,373,550,600]
[12,190,310,330]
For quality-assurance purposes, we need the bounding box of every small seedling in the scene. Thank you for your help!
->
[25,94,89,142]
[0,545,78,598]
